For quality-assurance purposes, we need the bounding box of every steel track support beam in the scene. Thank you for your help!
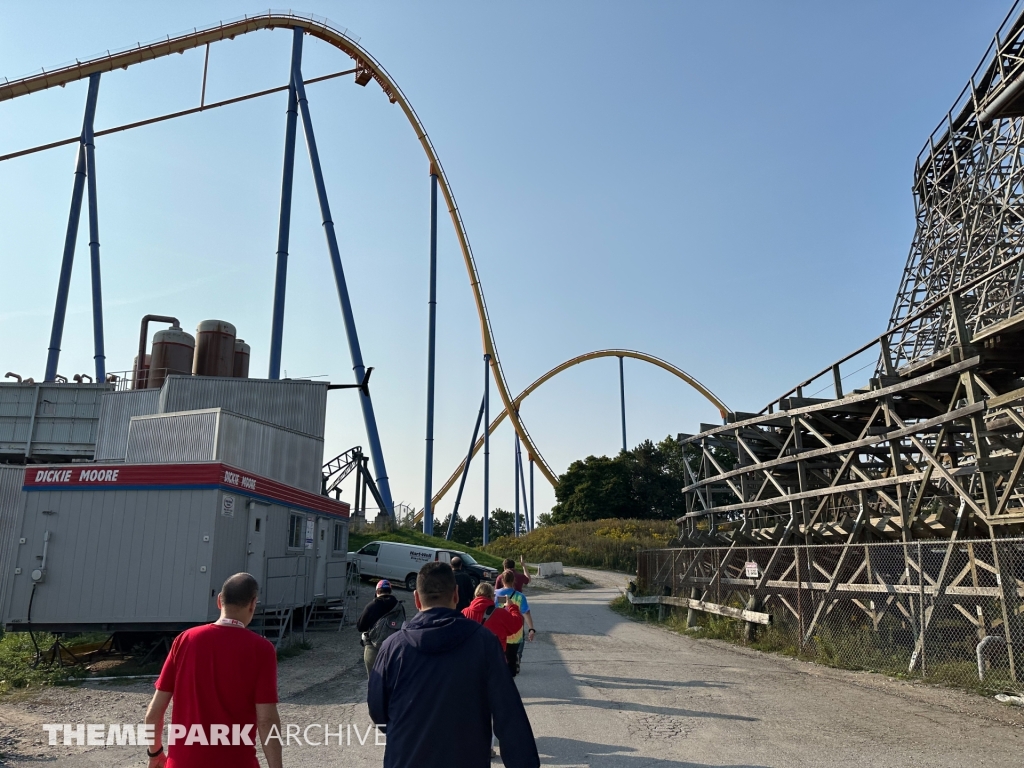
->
[517,433,530,532]
[529,455,535,531]
[291,28,395,518]
[267,29,302,381]
[483,353,491,545]
[619,355,627,453]
[514,429,521,537]
[423,166,439,535]
[45,74,101,382]
[446,394,485,541]
[83,73,106,382]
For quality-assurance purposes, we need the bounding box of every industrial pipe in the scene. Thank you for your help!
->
[977,635,1006,681]
[5,372,21,382]
[136,315,180,388]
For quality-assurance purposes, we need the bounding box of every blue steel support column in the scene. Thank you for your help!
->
[292,33,395,518]
[268,28,303,380]
[45,77,101,382]
[529,456,535,531]
[517,434,530,532]
[619,355,627,453]
[446,393,485,540]
[423,167,439,535]
[514,430,521,537]
[83,73,105,381]
[483,353,491,545]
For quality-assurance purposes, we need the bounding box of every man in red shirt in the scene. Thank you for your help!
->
[144,573,282,768]
[494,556,531,592]
[462,582,522,650]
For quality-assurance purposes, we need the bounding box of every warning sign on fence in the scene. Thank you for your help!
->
[744,561,760,578]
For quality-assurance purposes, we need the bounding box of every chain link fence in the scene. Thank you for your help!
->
[636,537,1024,695]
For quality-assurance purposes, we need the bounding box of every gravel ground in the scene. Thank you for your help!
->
[0,568,1022,767]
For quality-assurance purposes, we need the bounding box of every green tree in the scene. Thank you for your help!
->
[620,439,686,520]
[435,513,483,546]
[489,508,515,540]
[550,454,631,523]
[550,434,736,523]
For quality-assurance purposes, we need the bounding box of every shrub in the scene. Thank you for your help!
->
[486,518,676,572]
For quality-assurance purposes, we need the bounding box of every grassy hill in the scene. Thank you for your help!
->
[485,518,676,572]
[348,528,504,569]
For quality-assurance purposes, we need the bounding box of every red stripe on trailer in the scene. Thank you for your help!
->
[23,462,349,518]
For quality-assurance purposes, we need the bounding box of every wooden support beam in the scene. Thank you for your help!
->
[627,592,771,625]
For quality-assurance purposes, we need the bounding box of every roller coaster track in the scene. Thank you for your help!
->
[415,349,729,522]
[0,12,561,486]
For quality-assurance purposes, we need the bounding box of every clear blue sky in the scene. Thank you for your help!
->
[0,1,1014,521]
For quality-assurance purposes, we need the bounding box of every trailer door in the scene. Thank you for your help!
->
[314,517,330,596]
[246,503,267,597]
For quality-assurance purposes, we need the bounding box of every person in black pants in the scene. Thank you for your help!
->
[357,580,399,676]
[451,556,475,612]
[368,562,540,768]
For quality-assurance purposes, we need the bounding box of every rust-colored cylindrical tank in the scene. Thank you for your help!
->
[192,320,236,377]
[149,326,196,389]
[233,339,251,379]
[133,354,151,390]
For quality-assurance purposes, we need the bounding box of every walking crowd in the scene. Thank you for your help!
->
[145,557,540,768]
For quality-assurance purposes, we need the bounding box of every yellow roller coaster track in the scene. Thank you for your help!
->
[415,349,729,523]
[0,11,561,484]
[0,14,730,517]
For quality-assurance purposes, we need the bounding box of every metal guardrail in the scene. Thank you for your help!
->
[264,555,309,608]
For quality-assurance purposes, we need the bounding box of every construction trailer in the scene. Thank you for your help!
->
[3,461,349,634]
[0,319,359,638]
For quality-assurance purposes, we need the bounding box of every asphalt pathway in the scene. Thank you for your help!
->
[514,568,1023,767]
[2,568,1023,767]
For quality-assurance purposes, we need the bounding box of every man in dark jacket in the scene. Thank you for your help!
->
[451,555,475,612]
[368,562,539,768]
[357,580,400,676]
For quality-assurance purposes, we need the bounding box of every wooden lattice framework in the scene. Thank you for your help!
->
[670,4,1024,683]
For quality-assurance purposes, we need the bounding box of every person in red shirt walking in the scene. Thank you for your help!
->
[494,556,531,592]
[143,573,282,768]
[462,582,522,651]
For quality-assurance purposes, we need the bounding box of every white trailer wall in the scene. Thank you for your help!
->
[0,466,24,623]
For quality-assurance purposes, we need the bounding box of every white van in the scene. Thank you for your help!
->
[350,541,452,591]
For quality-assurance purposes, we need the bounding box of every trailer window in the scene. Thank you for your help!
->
[288,513,303,549]
[333,523,346,553]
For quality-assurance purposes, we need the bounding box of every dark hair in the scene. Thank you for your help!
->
[450,555,463,569]
[417,562,456,605]
[502,558,515,571]
[502,569,516,588]
[221,572,259,607]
